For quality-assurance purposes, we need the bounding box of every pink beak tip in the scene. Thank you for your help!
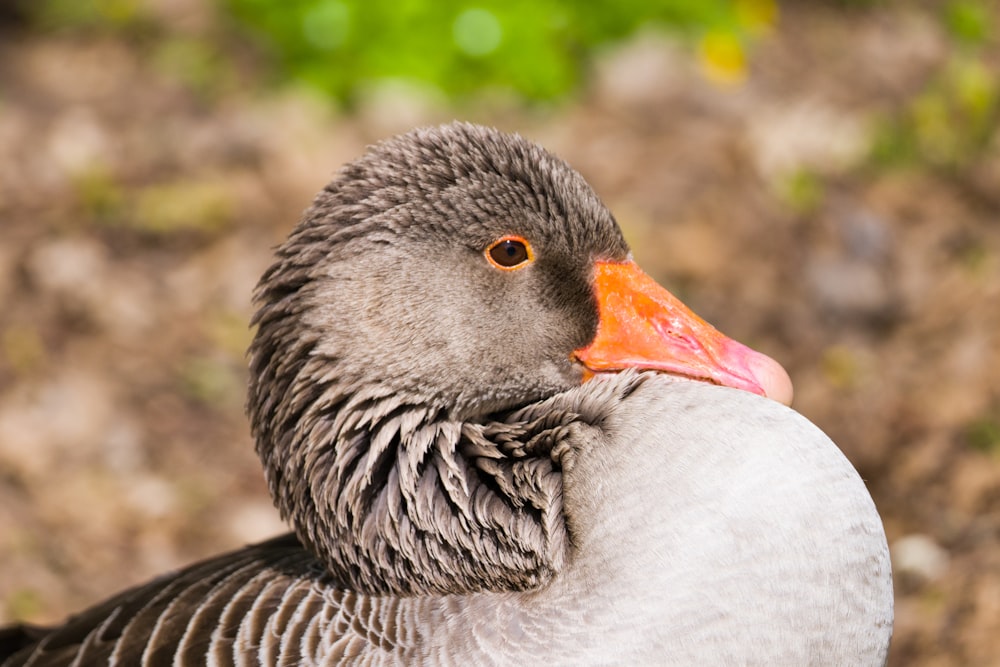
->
[749,353,794,406]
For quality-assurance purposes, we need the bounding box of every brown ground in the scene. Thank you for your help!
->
[1,3,999,665]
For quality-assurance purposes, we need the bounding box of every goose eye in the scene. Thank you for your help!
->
[486,236,533,270]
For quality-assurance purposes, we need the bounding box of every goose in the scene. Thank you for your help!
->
[0,122,893,666]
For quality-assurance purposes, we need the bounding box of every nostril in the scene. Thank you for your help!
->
[653,322,701,352]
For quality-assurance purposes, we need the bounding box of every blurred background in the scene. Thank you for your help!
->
[0,0,998,663]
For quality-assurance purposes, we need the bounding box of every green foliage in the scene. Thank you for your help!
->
[869,1,999,171]
[73,166,125,223]
[777,168,825,215]
[28,0,148,32]
[5,588,45,622]
[870,55,999,170]
[131,180,235,234]
[945,0,992,46]
[153,37,235,101]
[177,355,243,407]
[821,345,861,391]
[966,415,1000,454]
[76,173,236,237]
[23,0,772,103]
[221,0,763,103]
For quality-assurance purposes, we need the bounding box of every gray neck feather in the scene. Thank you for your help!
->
[247,321,629,595]
[245,122,631,596]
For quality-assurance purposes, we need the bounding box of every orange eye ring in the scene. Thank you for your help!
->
[485,235,534,271]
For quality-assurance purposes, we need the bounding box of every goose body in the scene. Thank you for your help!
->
[0,123,892,666]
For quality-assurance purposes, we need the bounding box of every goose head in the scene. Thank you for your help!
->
[247,122,795,598]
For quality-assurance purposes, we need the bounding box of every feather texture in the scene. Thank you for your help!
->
[1,124,892,665]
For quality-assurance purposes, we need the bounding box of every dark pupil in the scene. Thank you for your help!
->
[490,240,527,267]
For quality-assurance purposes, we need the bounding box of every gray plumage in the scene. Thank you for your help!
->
[247,123,628,597]
[0,123,893,666]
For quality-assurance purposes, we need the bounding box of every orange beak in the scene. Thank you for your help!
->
[574,261,794,406]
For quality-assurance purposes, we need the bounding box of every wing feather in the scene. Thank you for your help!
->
[0,535,427,667]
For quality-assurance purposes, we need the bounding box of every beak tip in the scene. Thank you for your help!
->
[751,353,794,406]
